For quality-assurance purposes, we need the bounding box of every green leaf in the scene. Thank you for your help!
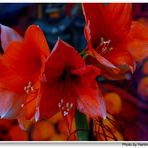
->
[75,109,89,141]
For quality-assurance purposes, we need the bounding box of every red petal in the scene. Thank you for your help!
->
[0,24,22,51]
[39,82,64,119]
[45,39,85,83]
[3,25,49,77]
[73,65,106,118]
[39,81,75,134]
[86,48,120,73]
[104,46,136,75]
[0,62,25,93]
[82,4,103,43]
[0,25,50,93]
[127,21,148,62]
[24,25,50,61]
[76,81,106,119]
[2,42,42,78]
[71,65,101,83]
[21,81,41,120]
[82,3,132,44]
[0,88,25,119]
[103,3,132,42]
[62,105,75,135]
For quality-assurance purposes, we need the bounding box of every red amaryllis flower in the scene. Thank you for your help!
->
[39,39,106,133]
[82,3,148,80]
[0,25,50,125]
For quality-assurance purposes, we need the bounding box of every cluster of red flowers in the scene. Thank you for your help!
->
[0,3,148,136]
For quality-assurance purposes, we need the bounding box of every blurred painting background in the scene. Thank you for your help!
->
[0,3,148,141]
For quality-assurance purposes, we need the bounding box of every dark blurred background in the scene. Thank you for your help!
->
[0,3,87,51]
[0,3,147,51]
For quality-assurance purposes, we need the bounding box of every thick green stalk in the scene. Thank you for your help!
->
[75,109,89,141]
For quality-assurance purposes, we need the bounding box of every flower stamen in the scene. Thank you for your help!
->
[58,99,73,117]
[24,81,34,95]
[21,88,38,108]
[96,37,113,55]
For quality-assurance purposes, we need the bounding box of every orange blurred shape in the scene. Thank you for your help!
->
[138,77,148,100]
[50,133,67,141]
[143,61,148,75]
[71,120,76,133]
[31,120,55,141]
[8,125,28,141]
[58,120,67,134]
[104,92,122,115]
[58,119,76,135]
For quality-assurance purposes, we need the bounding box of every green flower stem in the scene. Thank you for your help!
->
[75,109,89,141]
[80,51,88,59]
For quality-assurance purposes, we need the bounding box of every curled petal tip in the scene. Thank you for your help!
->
[101,107,107,119]
[0,112,7,119]
[102,113,107,119]
[0,115,4,119]
[35,108,40,122]
[36,25,40,28]
[100,99,107,119]
[103,116,106,120]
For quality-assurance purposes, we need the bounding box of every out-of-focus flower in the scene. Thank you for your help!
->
[48,112,62,124]
[138,77,148,101]
[127,21,148,62]
[57,119,67,134]
[0,25,50,127]
[0,119,29,141]
[0,119,13,141]
[82,3,148,80]
[104,92,122,115]
[39,39,106,133]
[31,120,55,141]
[143,60,148,75]
[8,125,28,141]
[50,133,67,141]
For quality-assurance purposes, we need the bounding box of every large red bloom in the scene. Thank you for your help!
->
[39,39,106,133]
[82,3,148,80]
[0,25,50,124]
